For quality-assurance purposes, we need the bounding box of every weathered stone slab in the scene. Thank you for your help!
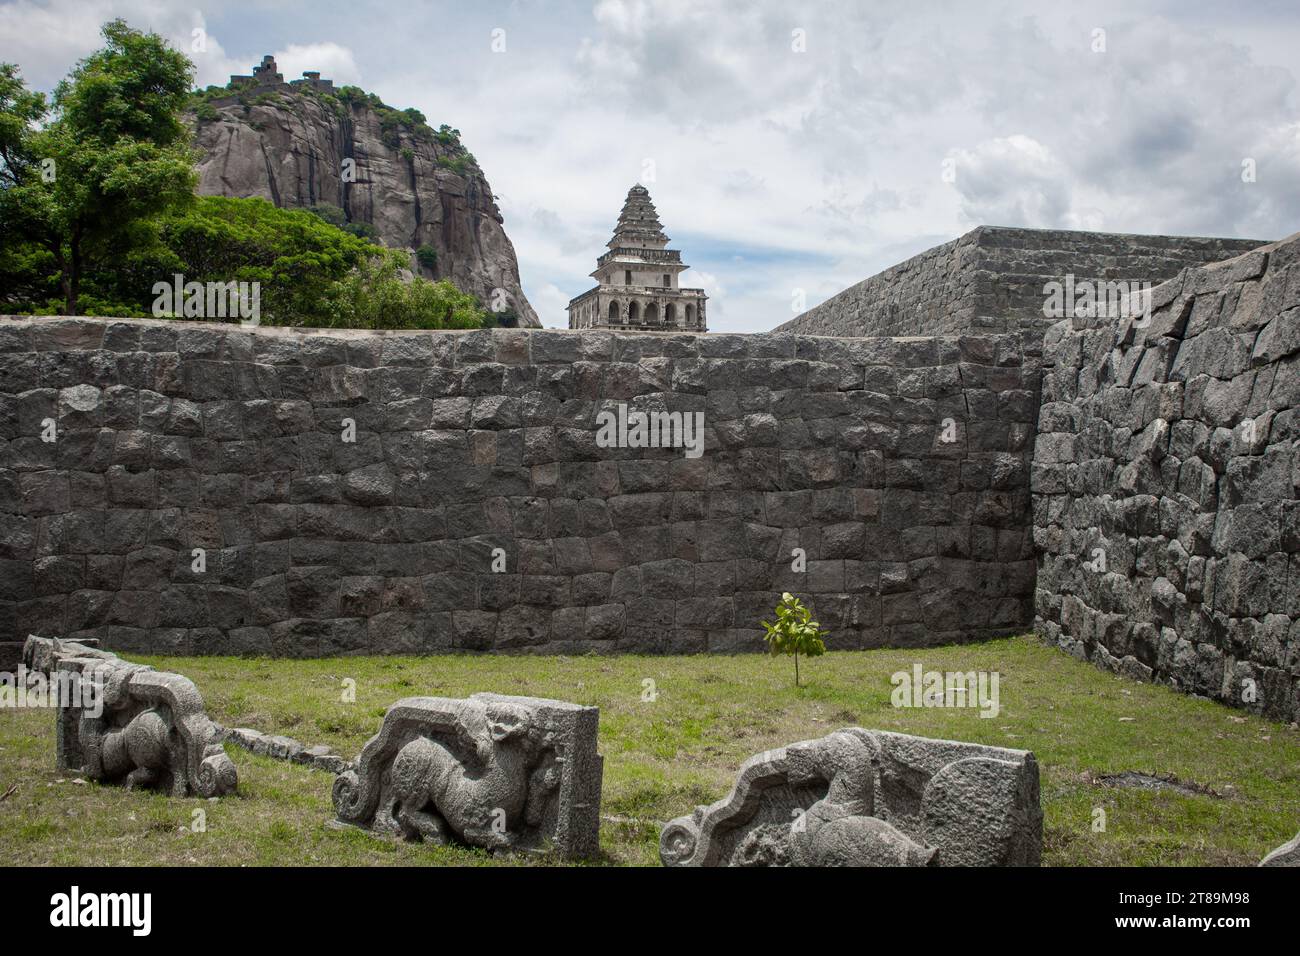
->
[660,728,1041,867]
[1259,830,1300,866]
[53,653,237,798]
[333,692,602,859]
[22,635,110,676]
[219,725,349,772]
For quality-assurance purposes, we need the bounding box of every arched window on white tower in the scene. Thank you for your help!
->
[628,301,640,323]
[644,302,659,325]
[609,300,620,323]
[665,303,677,326]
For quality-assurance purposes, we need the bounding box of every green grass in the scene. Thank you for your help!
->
[1,635,1297,866]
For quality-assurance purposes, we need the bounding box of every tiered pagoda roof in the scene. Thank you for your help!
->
[608,185,669,248]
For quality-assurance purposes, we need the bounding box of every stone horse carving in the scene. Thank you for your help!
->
[661,728,1041,867]
[333,693,603,859]
[784,731,935,867]
[388,699,555,848]
[52,652,237,798]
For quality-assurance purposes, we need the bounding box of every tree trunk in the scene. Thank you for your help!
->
[65,234,81,315]
[53,246,71,315]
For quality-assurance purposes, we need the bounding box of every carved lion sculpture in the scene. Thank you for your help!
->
[785,730,936,867]
[94,708,179,791]
[334,693,603,858]
[83,703,237,797]
[389,701,544,849]
[661,728,1041,867]
[67,659,238,798]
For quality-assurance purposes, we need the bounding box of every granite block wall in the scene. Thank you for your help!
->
[0,318,1038,657]
[1033,234,1300,720]
[776,231,984,338]
[777,226,1267,338]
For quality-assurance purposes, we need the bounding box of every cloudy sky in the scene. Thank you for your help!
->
[4,0,1299,330]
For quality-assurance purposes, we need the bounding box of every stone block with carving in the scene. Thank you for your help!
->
[22,635,112,676]
[1259,831,1300,866]
[660,728,1041,867]
[53,654,237,798]
[333,693,603,859]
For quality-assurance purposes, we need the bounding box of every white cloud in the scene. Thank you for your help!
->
[183,15,250,89]
[950,135,1072,229]
[0,0,174,88]
[272,42,361,87]
[682,268,724,296]
[532,283,573,329]
[5,0,1300,331]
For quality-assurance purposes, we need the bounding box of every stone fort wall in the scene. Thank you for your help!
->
[776,226,1267,338]
[1033,234,1299,720]
[0,319,1038,658]
[1,229,1293,720]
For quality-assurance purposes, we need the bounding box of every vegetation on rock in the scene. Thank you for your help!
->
[0,19,490,329]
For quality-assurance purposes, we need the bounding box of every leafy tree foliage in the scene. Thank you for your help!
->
[305,203,379,242]
[319,253,485,330]
[0,20,488,331]
[121,196,488,329]
[0,20,196,314]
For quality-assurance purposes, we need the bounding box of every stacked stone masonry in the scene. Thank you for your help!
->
[3,225,1293,721]
[1033,234,1300,721]
[777,227,1268,338]
[0,318,1038,656]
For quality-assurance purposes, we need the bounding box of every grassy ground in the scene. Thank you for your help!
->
[1,634,1297,866]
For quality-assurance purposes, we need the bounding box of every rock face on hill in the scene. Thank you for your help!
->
[188,60,538,326]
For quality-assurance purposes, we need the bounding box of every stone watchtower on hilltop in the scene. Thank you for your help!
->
[228,55,335,93]
[567,185,707,332]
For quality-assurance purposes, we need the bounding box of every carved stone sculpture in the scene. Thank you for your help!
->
[51,652,237,798]
[333,693,603,859]
[23,635,115,676]
[1259,830,1300,866]
[660,728,1041,867]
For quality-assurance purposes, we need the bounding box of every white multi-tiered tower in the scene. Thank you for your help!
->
[567,185,707,332]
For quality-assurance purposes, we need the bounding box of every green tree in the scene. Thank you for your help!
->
[120,195,486,329]
[320,252,486,329]
[0,63,46,187]
[305,204,378,242]
[139,195,376,323]
[1,20,487,330]
[761,593,829,687]
[0,20,197,314]
[0,63,55,310]
[485,306,520,328]
[305,203,348,228]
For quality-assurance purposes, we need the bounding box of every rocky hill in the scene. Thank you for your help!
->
[188,57,538,326]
